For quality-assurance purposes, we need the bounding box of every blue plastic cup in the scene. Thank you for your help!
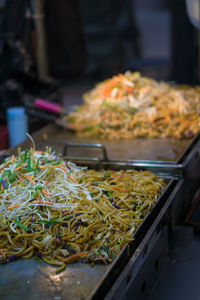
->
[6,106,28,147]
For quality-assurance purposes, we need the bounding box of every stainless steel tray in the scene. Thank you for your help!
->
[15,124,200,163]
[0,157,176,300]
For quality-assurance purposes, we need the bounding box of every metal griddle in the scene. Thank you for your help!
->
[0,155,175,300]
[1,124,199,300]
[10,123,199,179]
[12,123,198,163]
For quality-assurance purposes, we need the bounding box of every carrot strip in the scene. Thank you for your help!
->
[61,253,88,263]
[62,209,80,217]
[58,167,79,184]
[41,189,52,196]
[112,186,127,192]
[0,249,6,260]
[14,163,27,171]
[56,166,66,171]
[62,211,70,217]
[117,89,123,99]
[100,88,111,98]
[8,203,22,210]
[116,171,125,182]
[124,85,133,93]
[24,175,35,184]
[31,201,53,205]
[43,180,48,186]
[54,164,66,168]
[67,174,79,185]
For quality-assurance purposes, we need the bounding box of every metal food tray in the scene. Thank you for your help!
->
[11,124,200,179]
[0,155,176,300]
[26,124,200,162]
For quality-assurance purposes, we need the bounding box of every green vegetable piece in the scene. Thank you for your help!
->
[31,156,34,169]
[33,255,43,263]
[101,102,117,109]
[2,169,11,179]
[15,219,29,231]
[35,157,41,170]
[52,159,63,166]
[64,214,73,220]
[126,107,138,114]
[24,149,28,162]
[119,239,127,247]
[35,185,43,190]
[27,156,32,172]
[37,219,59,225]
[104,172,111,178]
[106,191,113,201]
[98,210,103,217]
[83,124,100,132]
[8,172,16,184]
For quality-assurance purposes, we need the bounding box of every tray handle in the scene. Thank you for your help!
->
[62,143,109,162]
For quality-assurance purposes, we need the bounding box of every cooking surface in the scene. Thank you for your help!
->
[19,124,194,163]
[0,260,107,300]
[0,179,171,300]
[1,134,175,300]
[0,178,173,300]
[51,132,190,162]
[2,123,197,300]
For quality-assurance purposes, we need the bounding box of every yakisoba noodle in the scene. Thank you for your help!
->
[0,148,165,272]
[66,71,200,140]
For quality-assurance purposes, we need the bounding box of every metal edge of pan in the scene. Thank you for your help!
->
[88,176,177,300]
[176,132,200,164]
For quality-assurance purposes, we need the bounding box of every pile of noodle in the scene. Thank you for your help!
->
[66,71,200,140]
[0,148,166,272]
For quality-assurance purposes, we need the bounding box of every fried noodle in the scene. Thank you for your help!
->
[0,148,165,272]
[66,71,200,139]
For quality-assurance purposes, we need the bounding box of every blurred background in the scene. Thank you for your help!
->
[0,0,199,148]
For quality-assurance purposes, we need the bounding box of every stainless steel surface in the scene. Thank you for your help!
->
[8,123,199,180]
[2,124,199,300]
[45,129,193,162]
[17,124,198,163]
[0,143,175,300]
[0,260,107,300]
